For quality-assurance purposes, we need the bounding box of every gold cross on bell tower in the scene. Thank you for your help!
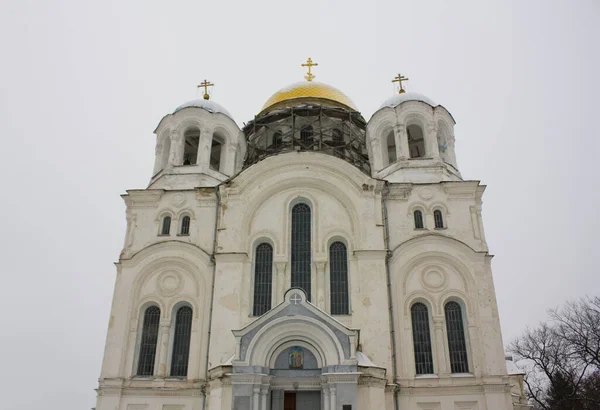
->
[197,79,214,100]
[301,57,318,81]
[392,74,409,94]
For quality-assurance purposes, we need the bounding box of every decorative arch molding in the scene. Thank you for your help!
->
[241,316,345,368]
[241,180,361,251]
[167,296,201,319]
[404,291,437,316]
[134,297,166,322]
[122,240,212,267]
[230,153,371,197]
[322,228,354,254]
[175,208,196,220]
[155,208,175,221]
[406,201,429,216]
[438,290,474,316]
[268,340,324,369]
[390,232,481,258]
[428,201,450,215]
[247,230,280,256]
[397,252,473,299]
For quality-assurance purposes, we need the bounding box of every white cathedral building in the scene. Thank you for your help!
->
[94,61,529,410]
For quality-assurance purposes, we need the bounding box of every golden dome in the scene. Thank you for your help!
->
[260,81,358,114]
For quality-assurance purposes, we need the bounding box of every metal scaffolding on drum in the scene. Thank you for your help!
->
[243,104,370,175]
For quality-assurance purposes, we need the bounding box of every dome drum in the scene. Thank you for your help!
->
[243,103,370,174]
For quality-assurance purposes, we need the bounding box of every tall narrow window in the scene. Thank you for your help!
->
[183,128,200,165]
[332,129,343,145]
[300,126,314,147]
[272,131,283,149]
[161,216,171,235]
[414,210,424,229]
[411,303,434,374]
[253,243,273,316]
[434,210,444,229]
[329,242,349,315]
[180,216,190,235]
[387,131,397,164]
[170,306,192,377]
[291,203,311,301]
[137,306,161,376]
[445,302,469,373]
[210,138,222,171]
[407,125,425,158]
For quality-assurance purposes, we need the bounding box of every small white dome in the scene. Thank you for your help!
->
[173,99,233,119]
[379,92,437,110]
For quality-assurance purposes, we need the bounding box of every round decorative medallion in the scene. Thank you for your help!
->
[418,188,434,201]
[157,271,183,297]
[172,193,186,208]
[421,268,446,291]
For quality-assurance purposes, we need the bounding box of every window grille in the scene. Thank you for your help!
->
[434,210,444,229]
[332,129,343,145]
[161,216,171,235]
[170,306,192,377]
[300,126,314,146]
[180,216,190,235]
[411,303,434,374]
[330,242,349,315]
[291,203,311,300]
[137,306,160,376]
[253,243,273,316]
[272,131,283,148]
[445,302,469,373]
[414,210,424,229]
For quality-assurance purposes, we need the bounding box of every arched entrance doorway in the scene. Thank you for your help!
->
[231,289,360,410]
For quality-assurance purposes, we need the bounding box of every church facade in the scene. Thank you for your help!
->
[94,63,528,410]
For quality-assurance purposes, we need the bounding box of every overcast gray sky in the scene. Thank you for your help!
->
[0,1,598,409]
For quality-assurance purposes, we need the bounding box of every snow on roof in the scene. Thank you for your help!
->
[379,92,437,110]
[173,98,233,119]
[356,351,380,368]
[505,356,524,375]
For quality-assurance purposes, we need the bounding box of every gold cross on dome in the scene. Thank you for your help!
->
[197,79,214,100]
[392,74,409,94]
[301,57,318,81]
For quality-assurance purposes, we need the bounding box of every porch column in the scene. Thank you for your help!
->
[395,124,409,160]
[252,386,261,410]
[168,129,181,168]
[329,386,337,410]
[260,386,269,410]
[322,385,330,410]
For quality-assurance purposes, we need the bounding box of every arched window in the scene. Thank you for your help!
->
[183,128,200,165]
[180,216,190,235]
[411,303,434,375]
[161,216,171,235]
[434,210,444,229]
[170,306,193,377]
[210,134,224,171]
[445,301,469,373]
[300,125,314,147]
[414,210,424,229]
[137,306,161,376]
[387,131,397,164]
[332,129,344,145]
[253,243,273,316]
[407,124,425,158]
[291,203,311,301]
[272,131,283,149]
[329,242,349,315]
